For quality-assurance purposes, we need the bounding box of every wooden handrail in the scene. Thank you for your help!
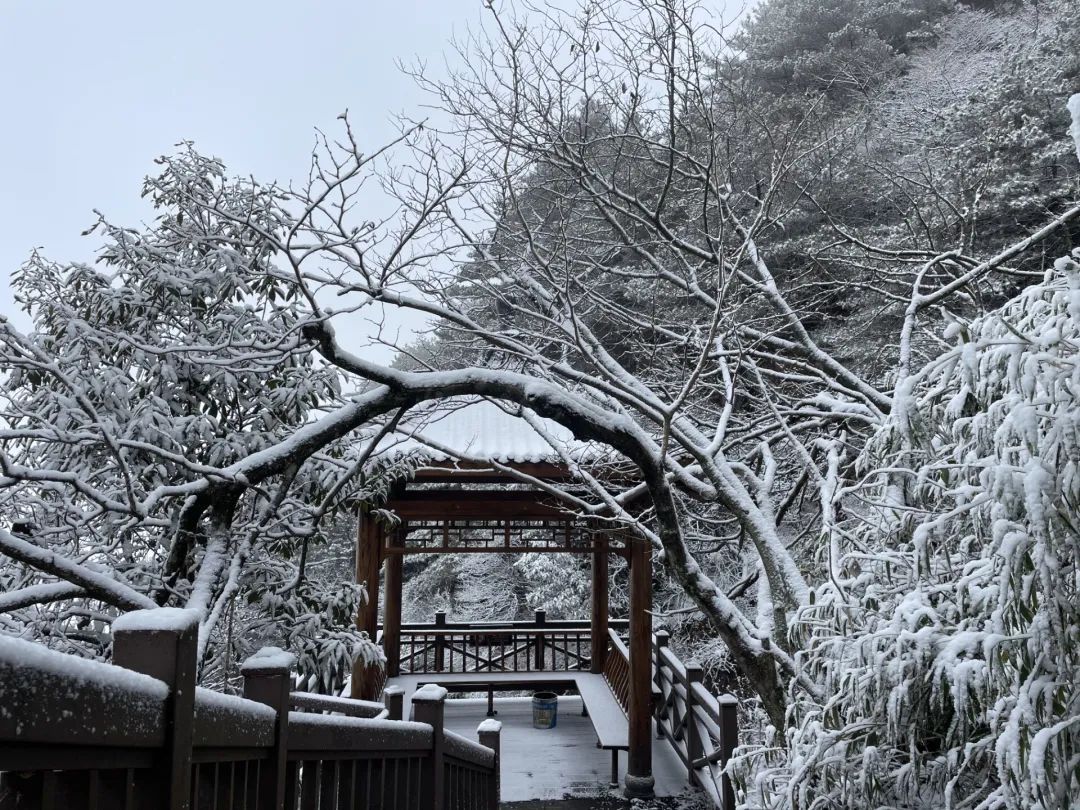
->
[383,616,613,677]
[650,630,739,810]
[0,634,169,749]
[0,608,500,810]
[290,690,388,719]
[602,628,631,712]
[286,713,432,751]
[608,627,631,659]
[193,686,277,747]
[392,618,630,631]
[444,730,497,769]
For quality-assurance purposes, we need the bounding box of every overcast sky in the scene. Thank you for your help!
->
[0,0,491,361]
[0,0,742,363]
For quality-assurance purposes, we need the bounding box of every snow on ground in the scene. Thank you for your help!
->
[501,794,714,809]
[440,696,695,804]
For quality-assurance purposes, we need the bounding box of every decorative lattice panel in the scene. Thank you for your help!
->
[392,519,619,553]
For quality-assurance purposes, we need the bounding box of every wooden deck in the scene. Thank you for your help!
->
[437,696,689,803]
[390,671,624,745]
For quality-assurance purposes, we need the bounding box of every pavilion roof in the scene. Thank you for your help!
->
[375,397,596,467]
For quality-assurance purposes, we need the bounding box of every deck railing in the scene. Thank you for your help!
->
[653,631,739,810]
[372,613,741,809]
[602,628,631,710]
[0,609,499,810]
[394,611,629,675]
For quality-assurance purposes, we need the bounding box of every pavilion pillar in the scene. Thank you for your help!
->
[383,522,405,678]
[626,535,654,798]
[590,536,609,674]
[352,506,383,699]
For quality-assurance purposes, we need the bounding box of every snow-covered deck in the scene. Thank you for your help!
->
[441,696,689,803]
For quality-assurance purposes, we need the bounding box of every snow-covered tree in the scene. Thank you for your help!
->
[0,142,397,689]
[0,3,1077,805]
[734,244,1080,809]
[383,0,1080,732]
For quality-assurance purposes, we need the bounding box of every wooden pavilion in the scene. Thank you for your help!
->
[0,400,742,808]
[350,399,657,797]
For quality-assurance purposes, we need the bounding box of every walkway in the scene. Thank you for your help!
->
[440,696,688,803]
[502,799,711,810]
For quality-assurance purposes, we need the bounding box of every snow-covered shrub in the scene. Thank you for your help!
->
[403,553,526,622]
[242,569,374,695]
[0,145,386,691]
[514,553,593,618]
[736,252,1080,808]
[401,530,611,623]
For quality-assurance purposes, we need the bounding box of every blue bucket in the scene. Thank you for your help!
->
[532,691,558,729]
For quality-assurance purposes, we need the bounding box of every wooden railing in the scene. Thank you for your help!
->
[395,611,629,675]
[653,631,739,810]
[0,608,500,810]
[289,689,388,719]
[602,628,631,711]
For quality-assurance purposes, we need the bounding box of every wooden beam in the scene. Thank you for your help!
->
[388,490,575,521]
[383,523,405,678]
[410,461,575,483]
[405,460,641,486]
[351,507,382,699]
[591,537,609,674]
[383,544,613,556]
[625,535,654,798]
[354,508,381,639]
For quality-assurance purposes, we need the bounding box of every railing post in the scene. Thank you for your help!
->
[685,661,703,787]
[533,609,546,670]
[718,693,739,810]
[477,719,502,810]
[241,647,295,810]
[654,631,669,738]
[412,684,447,810]
[434,611,447,672]
[111,607,199,810]
[383,684,404,721]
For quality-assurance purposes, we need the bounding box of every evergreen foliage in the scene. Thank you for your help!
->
[736,249,1080,808]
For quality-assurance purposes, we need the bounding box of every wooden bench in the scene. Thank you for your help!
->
[573,673,629,784]
[391,670,629,785]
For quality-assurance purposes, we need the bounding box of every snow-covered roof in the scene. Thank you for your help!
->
[376,397,592,466]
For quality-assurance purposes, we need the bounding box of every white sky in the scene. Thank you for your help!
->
[0,0,744,363]
[0,0,489,362]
